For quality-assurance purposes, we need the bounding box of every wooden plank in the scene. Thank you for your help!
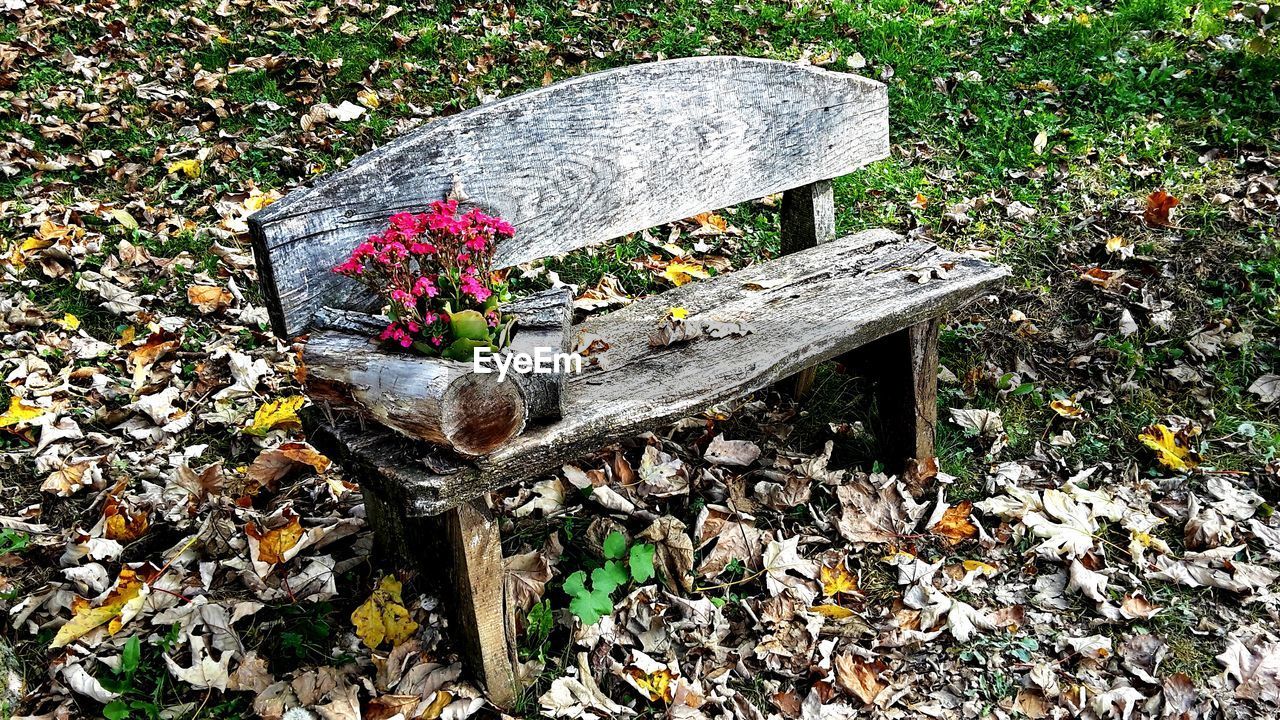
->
[779,179,835,396]
[249,56,889,338]
[439,500,519,709]
[867,319,940,481]
[311,230,1008,516]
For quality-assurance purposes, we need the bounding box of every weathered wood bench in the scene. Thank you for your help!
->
[249,56,1007,708]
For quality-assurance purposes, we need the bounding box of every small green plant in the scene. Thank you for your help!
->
[563,531,655,625]
[100,637,158,720]
[0,530,30,556]
[522,600,553,662]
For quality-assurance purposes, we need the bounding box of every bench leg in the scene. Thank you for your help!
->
[439,499,520,710]
[867,318,940,478]
[364,488,519,709]
[779,180,835,397]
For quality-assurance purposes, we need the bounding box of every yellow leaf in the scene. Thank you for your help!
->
[810,603,856,619]
[692,212,727,234]
[351,575,419,649]
[1139,423,1199,471]
[1049,397,1084,418]
[668,307,689,320]
[246,509,304,565]
[244,191,279,212]
[820,562,858,596]
[166,158,202,179]
[661,260,710,287]
[118,325,137,346]
[420,691,453,720]
[356,89,380,108]
[244,396,306,436]
[962,559,998,576]
[55,313,80,330]
[1075,12,1091,26]
[1105,235,1130,254]
[50,567,147,648]
[930,501,978,545]
[103,495,150,542]
[0,397,44,428]
[630,668,673,703]
[5,236,55,269]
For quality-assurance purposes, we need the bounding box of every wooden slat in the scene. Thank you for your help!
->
[313,230,1008,516]
[249,56,889,338]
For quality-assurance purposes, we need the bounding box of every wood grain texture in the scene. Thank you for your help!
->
[303,331,527,456]
[780,180,836,396]
[249,56,889,338]
[500,288,574,421]
[867,318,940,475]
[440,500,519,709]
[313,230,1007,516]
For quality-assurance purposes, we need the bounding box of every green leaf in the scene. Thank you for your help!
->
[629,543,655,583]
[568,588,613,626]
[563,570,588,599]
[602,531,627,560]
[450,310,490,341]
[441,337,489,362]
[121,635,141,674]
[592,560,628,595]
[103,700,129,720]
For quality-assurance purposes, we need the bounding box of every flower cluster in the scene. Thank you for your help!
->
[333,200,514,358]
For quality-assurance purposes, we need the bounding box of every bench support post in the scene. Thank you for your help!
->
[779,180,835,397]
[356,484,521,709]
[867,318,939,477]
[438,499,520,710]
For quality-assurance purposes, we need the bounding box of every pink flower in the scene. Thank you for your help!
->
[460,273,491,302]
[412,276,438,298]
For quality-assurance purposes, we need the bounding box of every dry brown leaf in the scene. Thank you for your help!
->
[245,508,304,565]
[187,284,233,314]
[931,501,978,545]
[1144,189,1180,226]
[834,654,886,705]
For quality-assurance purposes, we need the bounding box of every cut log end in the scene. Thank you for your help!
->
[442,373,527,456]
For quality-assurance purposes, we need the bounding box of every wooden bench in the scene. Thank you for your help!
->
[249,56,1007,708]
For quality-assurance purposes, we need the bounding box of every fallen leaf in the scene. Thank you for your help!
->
[167,158,202,178]
[187,284,233,314]
[931,501,978,545]
[1139,423,1200,472]
[244,442,331,492]
[0,396,44,428]
[834,654,886,705]
[351,575,419,649]
[103,495,150,542]
[245,508,304,565]
[1248,374,1280,403]
[819,561,858,596]
[244,396,306,436]
[1144,190,1180,227]
[50,566,149,648]
[661,259,710,286]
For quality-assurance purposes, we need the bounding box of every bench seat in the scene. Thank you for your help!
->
[309,228,1007,516]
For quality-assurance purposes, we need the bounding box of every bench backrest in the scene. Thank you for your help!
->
[248,56,889,338]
